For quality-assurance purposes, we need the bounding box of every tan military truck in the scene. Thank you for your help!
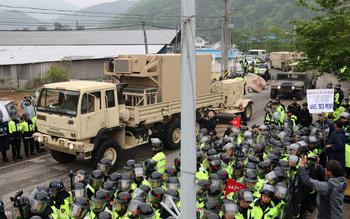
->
[270,52,304,72]
[33,54,253,169]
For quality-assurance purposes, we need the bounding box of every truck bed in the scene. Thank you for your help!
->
[126,92,223,127]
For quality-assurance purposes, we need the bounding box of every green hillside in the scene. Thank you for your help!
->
[109,0,309,46]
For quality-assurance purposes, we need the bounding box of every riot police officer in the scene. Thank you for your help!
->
[8,115,22,160]
[151,138,166,174]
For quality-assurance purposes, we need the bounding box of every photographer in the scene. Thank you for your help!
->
[299,157,347,219]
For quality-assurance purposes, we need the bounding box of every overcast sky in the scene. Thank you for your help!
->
[64,0,117,8]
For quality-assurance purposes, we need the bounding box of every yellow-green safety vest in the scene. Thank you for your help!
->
[152,152,166,174]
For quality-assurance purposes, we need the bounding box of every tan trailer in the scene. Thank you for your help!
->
[34,54,253,169]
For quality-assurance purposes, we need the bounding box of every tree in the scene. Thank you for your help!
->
[293,0,350,72]
[44,66,67,83]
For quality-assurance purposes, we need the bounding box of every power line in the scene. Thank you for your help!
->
[0,4,222,19]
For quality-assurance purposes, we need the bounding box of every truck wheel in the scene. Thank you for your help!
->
[50,150,76,163]
[93,139,123,172]
[296,90,304,100]
[164,120,181,150]
[270,89,278,99]
[244,104,253,121]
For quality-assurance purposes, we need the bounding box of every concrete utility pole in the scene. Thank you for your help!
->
[141,21,149,54]
[221,0,230,79]
[180,0,196,218]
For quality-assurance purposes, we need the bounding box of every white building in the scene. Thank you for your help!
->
[195,37,206,48]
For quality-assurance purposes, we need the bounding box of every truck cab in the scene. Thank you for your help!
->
[35,81,124,164]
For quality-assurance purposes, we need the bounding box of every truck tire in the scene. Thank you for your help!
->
[296,90,304,100]
[50,150,76,163]
[93,139,123,172]
[164,120,181,150]
[244,103,253,121]
[270,89,278,99]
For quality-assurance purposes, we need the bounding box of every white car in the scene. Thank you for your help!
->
[0,100,19,122]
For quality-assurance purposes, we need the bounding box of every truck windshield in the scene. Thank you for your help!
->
[277,74,305,80]
[37,89,80,116]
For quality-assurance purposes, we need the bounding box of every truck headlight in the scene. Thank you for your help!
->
[37,136,43,143]
[43,136,48,144]
[277,86,281,89]
[59,140,65,147]
[68,143,74,150]
[292,86,295,90]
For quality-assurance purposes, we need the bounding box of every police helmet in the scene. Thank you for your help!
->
[221,201,238,217]
[70,197,89,218]
[219,153,231,164]
[248,156,260,164]
[308,135,317,144]
[207,184,222,199]
[246,162,257,171]
[74,170,87,184]
[204,200,220,214]
[30,190,49,214]
[91,190,108,213]
[149,171,163,188]
[237,189,254,202]
[107,172,122,185]
[148,187,165,204]
[115,191,131,204]
[151,138,163,153]
[49,179,65,197]
[260,184,276,197]
[209,160,222,173]
[137,203,154,218]
[275,182,288,200]
[244,170,257,183]
[234,150,246,161]
[197,180,211,197]
[98,211,112,219]
[124,159,136,170]
[97,158,112,174]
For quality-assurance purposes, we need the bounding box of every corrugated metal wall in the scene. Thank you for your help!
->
[0,59,107,89]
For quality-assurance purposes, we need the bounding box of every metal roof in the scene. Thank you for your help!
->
[0,30,178,46]
[0,45,164,65]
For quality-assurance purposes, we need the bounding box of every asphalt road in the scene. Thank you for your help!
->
[0,70,348,217]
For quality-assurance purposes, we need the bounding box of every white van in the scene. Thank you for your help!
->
[248,49,267,59]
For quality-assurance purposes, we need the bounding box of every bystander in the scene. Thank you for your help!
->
[300,157,346,219]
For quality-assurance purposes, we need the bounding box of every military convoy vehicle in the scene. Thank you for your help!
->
[33,54,253,169]
[270,72,317,100]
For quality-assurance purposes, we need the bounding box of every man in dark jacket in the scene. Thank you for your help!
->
[326,121,345,167]
[300,157,346,219]
[299,102,313,127]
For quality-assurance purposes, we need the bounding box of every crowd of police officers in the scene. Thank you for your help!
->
[0,84,349,219]
[0,97,44,163]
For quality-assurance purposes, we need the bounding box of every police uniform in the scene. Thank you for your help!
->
[248,199,277,219]
[152,152,166,174]
[8,118,22,160]
[20,118,35,156]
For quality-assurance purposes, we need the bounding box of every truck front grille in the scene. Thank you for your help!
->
[47,130,65,137]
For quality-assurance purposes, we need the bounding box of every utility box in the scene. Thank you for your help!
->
[106,54,212,102]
